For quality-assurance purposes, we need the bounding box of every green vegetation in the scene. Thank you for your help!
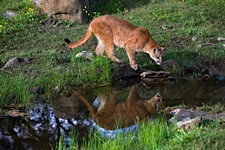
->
[58,114,225,150]
[0,0,225,105]
[1,0,225,149]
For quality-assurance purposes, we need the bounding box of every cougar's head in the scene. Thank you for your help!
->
[153,92,163,110]
[149,47,164,65]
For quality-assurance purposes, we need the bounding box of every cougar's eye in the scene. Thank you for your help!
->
[153,48,157,53]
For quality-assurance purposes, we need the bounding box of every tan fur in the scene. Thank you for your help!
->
[65,15,164,70]
[71,85,163,130]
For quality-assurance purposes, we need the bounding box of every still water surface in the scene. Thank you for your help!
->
[0,79,224,149]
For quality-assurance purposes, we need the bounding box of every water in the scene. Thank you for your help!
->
[0,79,225,149]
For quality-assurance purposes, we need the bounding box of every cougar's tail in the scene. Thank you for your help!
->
[64,24,93,49]
[71,89,96,119]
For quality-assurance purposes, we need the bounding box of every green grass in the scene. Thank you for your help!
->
[58,113,225,150]
[0,74,31,104]
[0,0,225,104]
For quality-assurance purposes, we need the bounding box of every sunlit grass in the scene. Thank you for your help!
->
[0,0,225,103]
[0,74,31,104]
[59,113,225,149]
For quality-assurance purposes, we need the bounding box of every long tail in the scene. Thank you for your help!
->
[71,89,96,119]
[64,24,93,49]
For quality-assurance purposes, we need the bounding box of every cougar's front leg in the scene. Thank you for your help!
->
[126,48,138,71]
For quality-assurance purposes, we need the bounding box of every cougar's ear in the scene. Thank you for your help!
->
[156,92,161,97]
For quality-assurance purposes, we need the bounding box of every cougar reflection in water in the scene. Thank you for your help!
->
[71,84,163,130]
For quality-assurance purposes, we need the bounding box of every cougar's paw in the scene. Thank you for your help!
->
[117,60,122,64]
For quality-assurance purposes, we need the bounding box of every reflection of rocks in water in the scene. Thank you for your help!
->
[72,84,163,130]
[0,103,90,150]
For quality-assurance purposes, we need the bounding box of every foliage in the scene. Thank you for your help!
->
[0,0,225,148]
[0,74,31,104]
[58,114,225,149]
[83,0,128,19]
[0,0,225,103]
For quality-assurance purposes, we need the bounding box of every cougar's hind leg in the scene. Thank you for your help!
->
[95,37,105,56]
[104,42,122,63]
[92,23,121,63]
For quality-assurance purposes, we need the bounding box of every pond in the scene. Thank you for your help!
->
[0,79,225,149]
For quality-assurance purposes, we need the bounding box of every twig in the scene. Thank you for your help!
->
[0,68,13,74]
[198,43,214,48]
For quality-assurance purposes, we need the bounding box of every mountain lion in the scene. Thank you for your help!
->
[71,85,163,130]
[65,15,164,70]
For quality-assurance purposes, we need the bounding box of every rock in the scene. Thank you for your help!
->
[6,110,29,117]
[202,112,225,122]
[169,108,207,122]
[114,63,174,83]
[177,117,202,130]
[208,66,221,76]
[1,58,19,70]
[141,70,175,85]
[31,86,45,95]
[168,108,225,130]
[75,51,93,61]
[162,26,168,31]
[192,36,197,42]
[1,57,31,70]
[204,66,225,81]
[140,70,170,78]
[33,0,106,23]
[114,64,146,79]
[168,108,208,129]
[161,59,180,69]
[2,10,18,18]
